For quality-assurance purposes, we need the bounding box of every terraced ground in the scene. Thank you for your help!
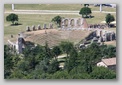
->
[24,29,91,47]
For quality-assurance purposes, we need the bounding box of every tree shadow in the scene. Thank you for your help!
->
[10,23,22,26]
[84,15,94,18]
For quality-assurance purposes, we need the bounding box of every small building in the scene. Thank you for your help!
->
[97,57,116,71]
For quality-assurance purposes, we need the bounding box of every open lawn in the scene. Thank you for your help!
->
[4,4,116,12]
[4,14,80,36]
[4,12,116,35]
[85,12,116,24]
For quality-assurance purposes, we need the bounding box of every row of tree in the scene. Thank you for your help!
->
[4,41,116,79]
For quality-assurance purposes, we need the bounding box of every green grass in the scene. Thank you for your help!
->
[4,14,79,35]
[4,4,12,11]
[4,4,116,12]
[86,12,116,24]
[4,12,116,35]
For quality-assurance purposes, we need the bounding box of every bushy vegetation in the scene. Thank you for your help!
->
[105,13,115,27]
[51,15,62,27]
[6,13,19,25]
[79,6,92,18]
[4,42,116,79]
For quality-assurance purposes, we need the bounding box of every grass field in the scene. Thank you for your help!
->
[4,4,116,12]
[4,12,116,34]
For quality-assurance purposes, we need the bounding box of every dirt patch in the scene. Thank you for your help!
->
[104,40,116,46]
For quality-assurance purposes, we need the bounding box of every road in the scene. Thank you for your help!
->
[4,9,116,15]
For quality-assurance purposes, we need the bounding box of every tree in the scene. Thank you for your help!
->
[90,66,116,79]
[52,46,61,59]
[4,45,14,79]
[6,13,19,25]
[65,48,78,72]
[44,41,52,59]
[47,59,60,74]
[36,58,50,73]
[52,70,69,79]
[105,13,115,27]
[51,15,62,27]
[60,41,74,59]
[79,6,92,18]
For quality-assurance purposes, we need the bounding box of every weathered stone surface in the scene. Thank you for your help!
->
[26,26,31,32]
[38,25,41,30]
[61,17,88,29]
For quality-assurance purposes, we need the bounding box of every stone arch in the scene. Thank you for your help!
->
[70,19,75,27]
[64,19,69,27]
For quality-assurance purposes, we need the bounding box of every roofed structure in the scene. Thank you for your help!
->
[102,57,116,66]
[97,57,116,71]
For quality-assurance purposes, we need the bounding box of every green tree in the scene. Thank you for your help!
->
[4,45,14,79]
[47,59,60,74]
[60,41,74,59]
[17,60,30,72]
[51,15,62,27]
[65,48,78,72]
[44,41,52,59]
[6,13,18,25]
[52,46,61,59]
[106,45,116,58]
[36,58,50,73]
[99,45,116,58]
[52,70,69,79]
[90,66,116,79]
[79,6,92,18]
[105,13,115,27]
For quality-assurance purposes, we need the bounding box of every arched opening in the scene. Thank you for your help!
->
[64,19,68,27]
[70,19,75,27]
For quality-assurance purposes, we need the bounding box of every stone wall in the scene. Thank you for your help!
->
[61,17,88,30]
